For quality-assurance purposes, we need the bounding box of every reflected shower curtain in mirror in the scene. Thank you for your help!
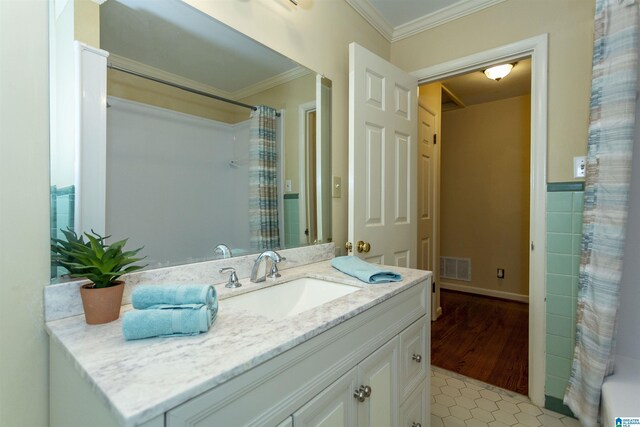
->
[249,105,280,251]
[564,1,638,425]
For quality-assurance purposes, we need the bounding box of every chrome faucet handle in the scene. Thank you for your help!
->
[220,267,241,288]
[267,262,281,279]
[266,256,286,279]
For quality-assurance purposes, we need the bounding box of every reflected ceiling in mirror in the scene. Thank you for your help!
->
[100,0,303,94]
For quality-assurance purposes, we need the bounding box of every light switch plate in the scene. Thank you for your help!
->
[574,156,586,178]
[332,176,341,198]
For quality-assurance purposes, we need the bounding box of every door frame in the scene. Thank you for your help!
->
[410,34,548,406]
[298,100,317,245]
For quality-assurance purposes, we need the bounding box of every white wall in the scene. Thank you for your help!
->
[0,1,51,426]
[106,98,251,267]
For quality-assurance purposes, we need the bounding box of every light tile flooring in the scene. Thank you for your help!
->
[430,367,581,427]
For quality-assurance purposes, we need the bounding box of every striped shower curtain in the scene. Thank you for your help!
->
[564,1,639,425]
[249,105,280,251]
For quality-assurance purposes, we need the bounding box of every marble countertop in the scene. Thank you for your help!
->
[46,260,430,426]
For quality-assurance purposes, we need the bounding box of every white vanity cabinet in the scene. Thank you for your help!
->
[49,273,430,427]
[293,367,358,426]
[292,319,428,427]
[167,281,429,427]
[294,337,398,427]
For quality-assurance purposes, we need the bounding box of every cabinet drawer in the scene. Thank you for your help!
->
[399,379,428,427]
[398,317,428,402]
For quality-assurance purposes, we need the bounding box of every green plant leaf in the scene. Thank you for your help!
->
[51,228,145,286]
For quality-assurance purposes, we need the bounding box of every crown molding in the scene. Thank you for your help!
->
[345,0,507,44]
[231,66,313,100]
[107,54,236,100]
[392,0,507,42]
[108,54,310,102]
[344,0,394,42]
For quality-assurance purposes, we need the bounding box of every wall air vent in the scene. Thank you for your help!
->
[439,256,471,282]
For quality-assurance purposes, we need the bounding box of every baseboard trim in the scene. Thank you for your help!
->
[544,395,575,418]
[440,281,529,303]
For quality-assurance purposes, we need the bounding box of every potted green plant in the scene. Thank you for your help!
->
[52,229,145,324]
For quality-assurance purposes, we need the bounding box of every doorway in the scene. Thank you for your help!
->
[424,59,532,395]
[412,35,548,405]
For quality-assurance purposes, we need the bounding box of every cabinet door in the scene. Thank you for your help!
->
[398,317,428,402]
[293,368,358,427]
[399,379,428,427]
[356,337,399,427]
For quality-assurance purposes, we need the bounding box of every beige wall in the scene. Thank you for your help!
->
[0,1,51,426]
[391,0,595,183]
[107,69,247,124]
[239,73,316,195]
[74,0,99,46]
[441,95,531,296]
[184,0,391,253]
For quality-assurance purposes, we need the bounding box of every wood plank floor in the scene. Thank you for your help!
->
[431,290,529,395]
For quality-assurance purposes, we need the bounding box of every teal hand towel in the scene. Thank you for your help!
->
[331,256,402,284]
[132,284,217,312]
[146,303,217,326]
[122,305,216,341]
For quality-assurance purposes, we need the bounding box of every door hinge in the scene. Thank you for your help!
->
[433,134,437,145]
[432,282,436,293]
[531,241,535,251]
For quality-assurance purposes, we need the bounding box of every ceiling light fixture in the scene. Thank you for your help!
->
[484,63,514,81]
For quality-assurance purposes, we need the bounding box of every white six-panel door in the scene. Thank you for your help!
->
[348,43,418,267]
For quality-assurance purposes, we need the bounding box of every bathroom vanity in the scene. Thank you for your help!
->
[47,257,431,427]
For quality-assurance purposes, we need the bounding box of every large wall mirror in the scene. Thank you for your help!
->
[49,0,332,277]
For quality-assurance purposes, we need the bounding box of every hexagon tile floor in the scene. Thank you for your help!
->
[430,367,581,427]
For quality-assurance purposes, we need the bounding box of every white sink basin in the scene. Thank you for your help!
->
[222,277,359,320]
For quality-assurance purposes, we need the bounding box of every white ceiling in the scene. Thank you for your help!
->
[100,0,304,95]
[345,0,507,42]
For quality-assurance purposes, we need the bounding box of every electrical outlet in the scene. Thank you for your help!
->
[574,156,586,178]
[497,268,505,279]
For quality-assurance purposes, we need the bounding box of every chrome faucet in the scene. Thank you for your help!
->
[250,250,285,283]
[213,244,232,259]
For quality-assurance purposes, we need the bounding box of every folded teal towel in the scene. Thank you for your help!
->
[132,284,217,312]
[122,305,216,341]
[331,256,402,284]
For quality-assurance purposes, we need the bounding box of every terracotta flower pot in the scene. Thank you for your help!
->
[79,280,125,324]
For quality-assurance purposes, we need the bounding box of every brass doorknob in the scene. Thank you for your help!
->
[356,241,371,253]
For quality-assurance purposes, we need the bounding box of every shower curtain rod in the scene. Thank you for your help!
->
[107,63,280,116]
